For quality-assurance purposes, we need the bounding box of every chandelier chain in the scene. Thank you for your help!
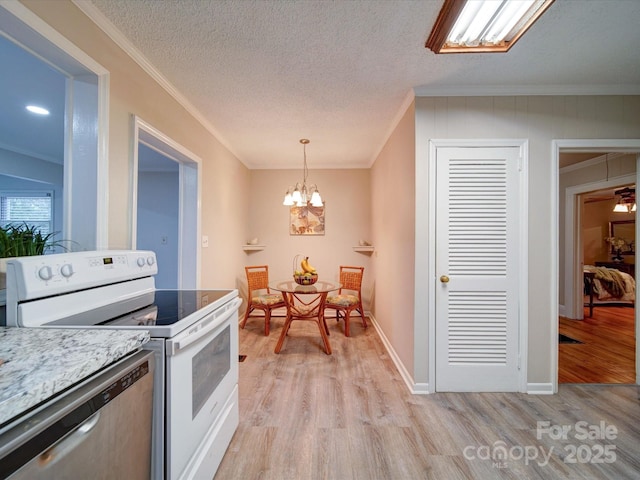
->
[303,141,308,186]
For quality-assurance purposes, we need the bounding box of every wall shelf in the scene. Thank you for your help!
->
[242,245,265,252]
[353,246,374,253]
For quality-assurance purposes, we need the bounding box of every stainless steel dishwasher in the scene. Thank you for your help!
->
[0,350,154,479]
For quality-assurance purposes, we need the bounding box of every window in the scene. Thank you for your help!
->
[0,191,54,235]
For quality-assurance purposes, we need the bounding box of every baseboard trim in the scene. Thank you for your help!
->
[527,383,554,395]
[367,313,428,394]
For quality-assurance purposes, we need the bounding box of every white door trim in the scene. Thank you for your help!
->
[551,139,640,392]
[131,116,202,289]
[425,139,529,393]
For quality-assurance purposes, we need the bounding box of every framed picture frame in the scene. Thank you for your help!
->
[608,220,635,255]
[290,204,325,235]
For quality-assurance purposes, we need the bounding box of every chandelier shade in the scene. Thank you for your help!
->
[283,139,323,207]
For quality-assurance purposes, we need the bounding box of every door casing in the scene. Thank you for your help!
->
[131,116,201,289]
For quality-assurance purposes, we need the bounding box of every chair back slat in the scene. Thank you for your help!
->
[339,266,364,292]
[326,265,366,337]
[242,265,284,336]
[245,265,271,294]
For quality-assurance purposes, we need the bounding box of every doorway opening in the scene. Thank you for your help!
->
[553,140,640,391]
[132,117,201,290]
[0,2,109,303]
[560,177,636,383]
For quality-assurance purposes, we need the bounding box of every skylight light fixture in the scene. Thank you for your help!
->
[426,0,555,54]
[26,105,50,115]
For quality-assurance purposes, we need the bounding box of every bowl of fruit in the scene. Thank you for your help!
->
[293,255,318,285]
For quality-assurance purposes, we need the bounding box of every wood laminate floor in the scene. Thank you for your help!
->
[559,306,636,384]
[214,315,640,480]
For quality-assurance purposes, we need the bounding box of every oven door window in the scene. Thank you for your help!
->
[192,325,231,418]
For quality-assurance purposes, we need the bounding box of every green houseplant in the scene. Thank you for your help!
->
[0,223,62,258]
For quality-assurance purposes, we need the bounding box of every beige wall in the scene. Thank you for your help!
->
[242,168,373,311]
[21,0,250,289]
[416,95,640,387]
[370,102,416,376]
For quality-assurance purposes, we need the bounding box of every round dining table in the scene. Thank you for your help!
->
[268,279,341,355]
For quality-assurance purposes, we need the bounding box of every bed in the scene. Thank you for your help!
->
[583,265,635,317]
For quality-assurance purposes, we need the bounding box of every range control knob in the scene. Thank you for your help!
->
[38,266,53,281]
[146,256,155,266]
[60,264,74,278]
[137,257,146,267]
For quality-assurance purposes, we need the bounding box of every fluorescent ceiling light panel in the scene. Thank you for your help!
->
[26,105,50,115]
[426,0,554,54]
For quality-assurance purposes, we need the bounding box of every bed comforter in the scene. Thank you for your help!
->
[584,265,635,302]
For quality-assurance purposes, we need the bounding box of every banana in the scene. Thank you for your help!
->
[300,258,310,273]
[301,257,317,274]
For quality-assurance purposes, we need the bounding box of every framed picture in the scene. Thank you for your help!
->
[290,204,325,235]
[608,220,635,255]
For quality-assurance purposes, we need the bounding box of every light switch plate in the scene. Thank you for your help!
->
[202,235,209,248]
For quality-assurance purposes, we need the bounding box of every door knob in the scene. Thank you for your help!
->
[440,275,450,283]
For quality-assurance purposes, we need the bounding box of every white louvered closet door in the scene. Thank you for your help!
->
[435,146,520,392]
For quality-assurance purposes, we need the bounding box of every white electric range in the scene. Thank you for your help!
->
[5,250,241,480]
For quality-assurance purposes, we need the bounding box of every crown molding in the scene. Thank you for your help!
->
[71,0,244,166]
[414,84,640,97]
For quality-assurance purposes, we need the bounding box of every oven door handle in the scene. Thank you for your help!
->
[170,298,242,354]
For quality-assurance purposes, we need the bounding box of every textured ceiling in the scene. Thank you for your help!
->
[5,0,640,171]
[79,0,640,169]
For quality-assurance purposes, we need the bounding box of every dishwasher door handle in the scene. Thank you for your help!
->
[38,412,101,468]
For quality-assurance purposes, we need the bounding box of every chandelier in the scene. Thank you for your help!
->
[282,139,323,207]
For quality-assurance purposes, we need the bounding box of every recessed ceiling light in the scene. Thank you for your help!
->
[26,105,50,115]
[426,0,555,54]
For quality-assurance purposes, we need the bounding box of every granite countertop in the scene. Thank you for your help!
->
[0,327,150,426]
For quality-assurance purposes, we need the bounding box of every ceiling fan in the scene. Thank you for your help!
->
[613,186,636,212]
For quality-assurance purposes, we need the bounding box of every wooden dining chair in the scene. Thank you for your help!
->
[325,266,366,337]
[240,265,285,336]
